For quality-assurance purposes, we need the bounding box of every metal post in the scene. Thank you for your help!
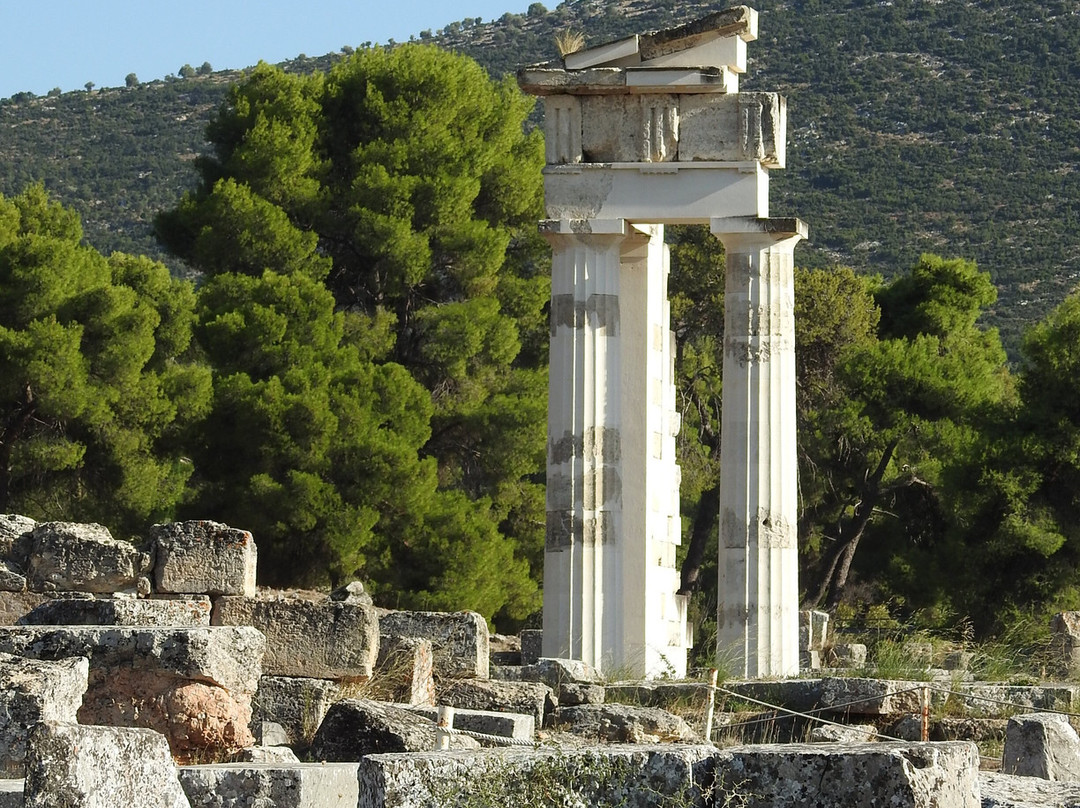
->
[921,687,930,742]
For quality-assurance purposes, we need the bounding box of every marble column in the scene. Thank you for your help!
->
[541,219,688,677]
[711,216,808,678]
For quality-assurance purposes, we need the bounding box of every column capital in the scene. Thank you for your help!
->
[710,216,808,242]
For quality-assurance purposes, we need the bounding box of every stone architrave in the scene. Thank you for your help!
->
[519,6,805,679]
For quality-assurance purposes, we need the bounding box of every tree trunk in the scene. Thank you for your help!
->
[679,483,719,595]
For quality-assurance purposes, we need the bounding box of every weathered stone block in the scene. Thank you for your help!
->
[980,771,1080,808]
[356,745,718,808]
[251,676,342,750]
[0,625,263,695]
[235,746,301,764]
[179,762,359,808]
[19,595,212,627]
[1002,712,1080,780]
[213,596,377,679]
[0,592,47,626]
[520,629,542,665]
[310,699,479,760]
[809,723,878,743]
[439,678,554,728]
[1051,611,1080,676]
[553,704,698,744]
[0,780,20,808]
[0,564,25,594]
[0,625,264,760]
[409,705,535,744]
[369,636,435,707]
[151,521,257,597]
[379,610,488,679]
[818,677,924,715]
[26,522,150,594]
[23,722,190,808]
[826,643,868,668]
[713,742,980,808]
[0,515,35,567]
[955,684,1080,718]
[559,682,606,706]
[0,654,88,777]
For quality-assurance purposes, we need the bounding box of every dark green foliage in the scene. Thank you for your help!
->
[0,186,211,535]
[160,47,544,625]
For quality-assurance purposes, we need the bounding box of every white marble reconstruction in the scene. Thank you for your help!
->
[520,5,805,678]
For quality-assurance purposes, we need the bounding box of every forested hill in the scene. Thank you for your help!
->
[2,0,1079,352]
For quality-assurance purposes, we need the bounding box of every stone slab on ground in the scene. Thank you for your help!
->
[378,610,488,679]
[150,521,257,597]
[713,741,980,808]
[1001,712,1080,780]
[0,654,88,777]
[980,771,1080,808]
[213,596,377,680]
[409,705,534,743]
[0,625,264,695]
[552,704,699,744]
[251,676,342,750]
[179,762,360,808]
[19,595,212,627]
[25,522,150,594]
[438,678,554,728]
[23,722,189,808]
[311,699,480,760]
[356,744,717,808]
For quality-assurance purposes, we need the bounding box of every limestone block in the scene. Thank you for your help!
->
[0,625,264,695]
[213,596,377,679]
[0,515,35,566]
[368,636,435,707]
[809,723,878,743]
[799,610,829,652]
[0,564,25,594]
[251,677,342,750]
[1001,712,1080,780]
[310,699,479,760]
[724,679,824,714]
[955,684,1080,718]
[0,592,47,626]
[379,610,488,679]
[19,595,212,627]
[980,771,1080,808]
[712,742,981,808]
[604,681,713,712]
[579,94,680,163]
[356,745,718,808]
[0,654,88,777]
[440,679,554,728]
[552,704,698,744]
[679,92,786,166]
[489,633,521,667]
[826,643,868,668]
[150,521,257,597]
[558,682,606,706]
[409,705,534,744]
[252,721,290,747]
[818,677,924,715]
[25,522,150,594]
[520,629,542,665]
[525,657,603,689]
[0,625,263,760]
[1051,611,1080,676]
[23,722,190,808]
[178,762,360,808]
[235,746,300,764]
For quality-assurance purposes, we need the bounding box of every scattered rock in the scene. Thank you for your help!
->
[329,580,373,606]
[310,698,479,760]
[1001,712,1080,780]
[552,703,699,744]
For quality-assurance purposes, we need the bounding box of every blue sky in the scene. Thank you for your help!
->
[0,1,534,99]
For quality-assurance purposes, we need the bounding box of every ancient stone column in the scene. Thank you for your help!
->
[711,215,807,678]
[542,219,686,677]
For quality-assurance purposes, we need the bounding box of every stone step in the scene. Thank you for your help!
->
[178,762,360,808]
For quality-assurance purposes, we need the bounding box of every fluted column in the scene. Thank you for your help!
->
[711,216,807,678]
[540,219,688,677]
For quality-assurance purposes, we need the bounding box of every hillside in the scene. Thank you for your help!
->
[2,0,1079,351]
